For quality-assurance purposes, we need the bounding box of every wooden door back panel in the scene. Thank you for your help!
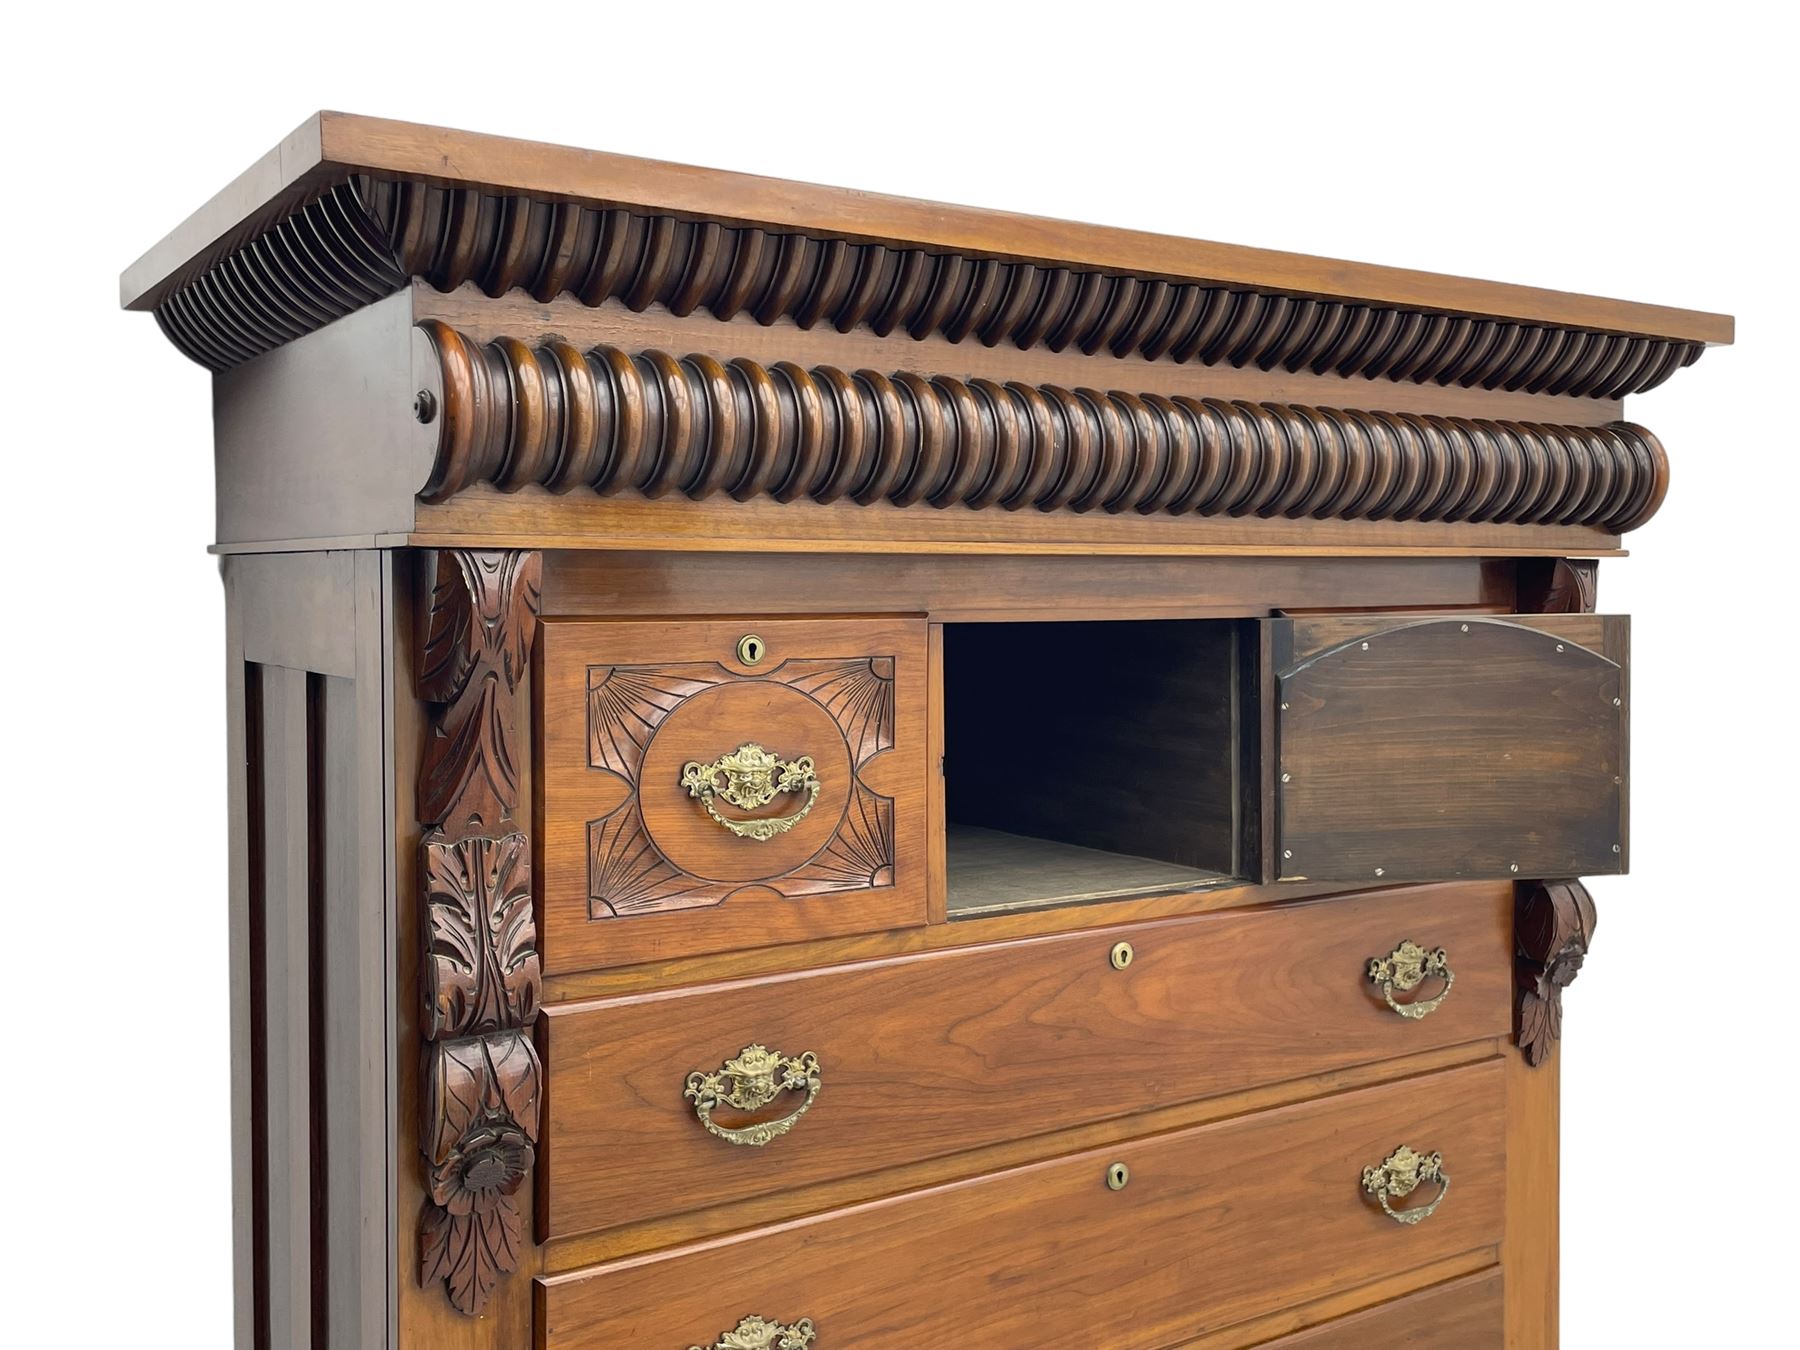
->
[1246,1269,1503,1348]
[539,882,1510,1240]
[537,617,930,973]
[1273,614,1627,883]
[537,1060,1507,1348]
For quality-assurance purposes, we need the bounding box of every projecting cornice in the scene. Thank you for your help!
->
[126,114,1731,395]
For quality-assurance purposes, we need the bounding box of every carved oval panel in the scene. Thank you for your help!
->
[639,681,855,882]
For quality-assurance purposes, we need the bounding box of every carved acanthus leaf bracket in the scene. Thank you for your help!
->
[415,549,544,1316]
[1515,878,1598,1067]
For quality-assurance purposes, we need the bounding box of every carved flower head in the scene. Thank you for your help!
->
[429,1115,534,1216]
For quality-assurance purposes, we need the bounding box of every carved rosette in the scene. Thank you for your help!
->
[1515,878,1599,1067]
[416,549,543,1314]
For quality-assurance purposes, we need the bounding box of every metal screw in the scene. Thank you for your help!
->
[1510,862,1519,873]
[1556,643,1565,652]
[1612,844,1621,854]
[1281,772,1292,783]
[1461,624,1470,633]
[1375,867,1386,877]
[1280,702,1289,711]
[1361,641,1370,651]
[1109,941,1135,972]
[1283,849,1293,860]
[413,389,437,424]
[1106,1162,1131,1191]
[1613,697,1621,707]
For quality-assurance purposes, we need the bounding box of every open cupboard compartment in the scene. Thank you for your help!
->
[940,611,1630,919]
[942,619,1258,917]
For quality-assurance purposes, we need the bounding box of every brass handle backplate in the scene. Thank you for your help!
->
[1362,1145,1449,1225]
[1367,940,1454,1019]
[690,1314,816,1350]
[681,742,822,841]
[684,1043,822,1147]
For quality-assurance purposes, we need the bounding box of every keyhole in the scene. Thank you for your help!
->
[1106,1162,1131,1191]
[736,634,766,666]
[1109,941,1134,971]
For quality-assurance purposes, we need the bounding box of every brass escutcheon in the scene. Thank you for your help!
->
[1362,1145,1449,1225]
[684,1044,822,1147]
[1367,940,1454,1019]
[1109,941,1135,971]
[689,1314,817,1350]
[1106,1161,1131,1191]
[681,743,822,841]
[736,633,767,665]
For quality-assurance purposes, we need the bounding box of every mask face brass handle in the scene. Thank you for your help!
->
[1367,940,1454,1019]
[684,1044,822,1147]
[1362,1145,1449,1225]
[689,1315,817,1350]
[681,743,822,841]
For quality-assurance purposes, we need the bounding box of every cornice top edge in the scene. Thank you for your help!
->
[141,167,1719,407]
[123,114,1735,350]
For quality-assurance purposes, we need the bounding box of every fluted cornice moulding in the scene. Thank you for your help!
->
[419,324,1671,532]
[125,113,1733,387]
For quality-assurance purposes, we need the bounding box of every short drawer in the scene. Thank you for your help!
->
[1243,1268,1503,1348]
[537,1059,1507,1348]
[539,881,1509,1240]
[1271,612,1629,884]
[537,617,930,972]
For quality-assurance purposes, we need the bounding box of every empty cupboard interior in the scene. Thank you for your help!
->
[942,619,1251,917]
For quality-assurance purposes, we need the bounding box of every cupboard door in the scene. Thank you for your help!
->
[1271,614,1627,883]
[537,617,929,973]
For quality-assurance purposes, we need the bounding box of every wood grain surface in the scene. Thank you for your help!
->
[1248,1269,1503,1348]
[537,1058,1507,1348]
[539,883,1510,1241]
[536,617,929,973]
[1274,616,1626,883]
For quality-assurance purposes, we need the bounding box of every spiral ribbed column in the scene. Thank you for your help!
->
[419,322,1669,532]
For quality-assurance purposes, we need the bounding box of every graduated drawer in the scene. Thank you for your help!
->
[537,1059,1506,1347]
[1237,1269,1503,1348]
[539,881,1508,1240]
[537,616,930,972]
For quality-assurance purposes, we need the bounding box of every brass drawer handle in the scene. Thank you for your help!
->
[684,1043,822,1147]
[690,1315,816,1350]
[1367,940,1454,1020]
[1362,1145,1450,1225]
[681,742,822,841]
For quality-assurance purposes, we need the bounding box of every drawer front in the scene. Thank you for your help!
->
[1248,1269,1503,1348]
[1272,613,1628,884]
[538,1060,1506,1348]
[538,617,930,972]
[540,881,1509,1239]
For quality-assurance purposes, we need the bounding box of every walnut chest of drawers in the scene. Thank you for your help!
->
[123,112,1732,1349]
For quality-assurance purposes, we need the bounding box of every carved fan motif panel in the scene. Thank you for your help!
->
[538,618,930,972]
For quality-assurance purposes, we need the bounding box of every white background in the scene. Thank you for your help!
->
[6,3,1795,1343]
